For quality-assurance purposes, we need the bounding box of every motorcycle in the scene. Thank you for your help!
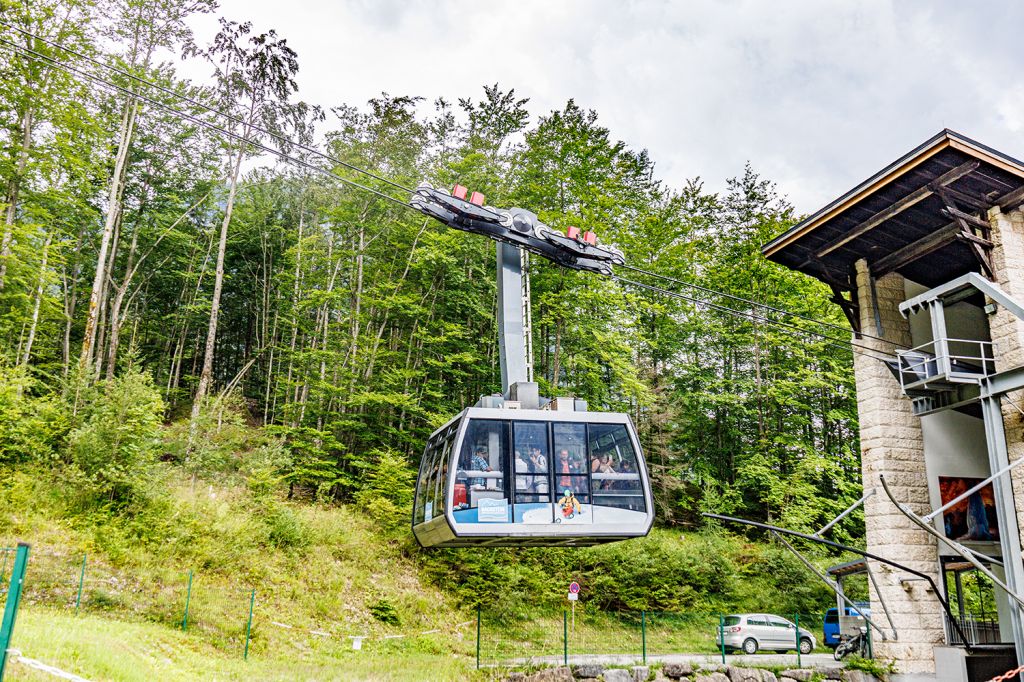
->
[834,626,869,661]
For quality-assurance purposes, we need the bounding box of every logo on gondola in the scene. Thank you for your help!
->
[557,489,581,521]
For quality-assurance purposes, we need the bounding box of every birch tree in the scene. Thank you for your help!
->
[189,19,313,423]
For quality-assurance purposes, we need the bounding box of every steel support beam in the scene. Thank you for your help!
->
[979,393,1024,666]
[497,242,529,393]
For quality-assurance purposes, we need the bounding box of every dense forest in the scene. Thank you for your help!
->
[0,0,863,544]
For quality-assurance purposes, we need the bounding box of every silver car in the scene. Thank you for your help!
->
[716,613,816,655]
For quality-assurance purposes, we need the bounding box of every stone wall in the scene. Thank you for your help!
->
[852,260,943,672]
[985,205,1024,551]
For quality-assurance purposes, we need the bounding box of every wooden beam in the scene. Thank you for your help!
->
[816,160,979,258]
[828,284,860,337]
[934,184,995,279]
[997,184,1024,211]
[940,205,990,231]
[871,222,960,276]
[939,186,991,210]
[966,239,994,279]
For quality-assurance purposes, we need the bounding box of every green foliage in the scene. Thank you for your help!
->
[66,366,165,507]
[354,449,416,529]
[369,598,402,626]
[845,655,898,680]
[0,364,67,463]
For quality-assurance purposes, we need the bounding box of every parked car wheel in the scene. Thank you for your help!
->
[799,638,813,655]
[742,638,758,655]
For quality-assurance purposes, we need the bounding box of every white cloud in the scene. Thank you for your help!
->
[182,0,1024,213]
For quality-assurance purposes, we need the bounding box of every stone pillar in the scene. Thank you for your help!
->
[853,260,943,671]
[985,205,1024,549]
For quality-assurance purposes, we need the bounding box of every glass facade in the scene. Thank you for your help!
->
[414,417,647,528]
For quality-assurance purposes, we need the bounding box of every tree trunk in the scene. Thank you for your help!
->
[0,107,34,290]
[80,99,138,374]
[19,231,51,367]
[191,141,246,423]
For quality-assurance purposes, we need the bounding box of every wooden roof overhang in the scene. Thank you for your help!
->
[762,130,1024,332]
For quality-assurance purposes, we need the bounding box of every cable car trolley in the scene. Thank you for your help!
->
[410,185,654,547]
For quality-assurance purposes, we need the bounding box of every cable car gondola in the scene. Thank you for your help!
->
[412,398,654,547]
[410,186,654,547]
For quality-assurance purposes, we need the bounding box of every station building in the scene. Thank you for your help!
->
[764,130,1024,680]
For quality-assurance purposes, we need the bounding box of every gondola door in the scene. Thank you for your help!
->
[511,421,554,524]
[551,422,592,525]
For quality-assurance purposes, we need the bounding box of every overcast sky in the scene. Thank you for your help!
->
[184,0,1024,214]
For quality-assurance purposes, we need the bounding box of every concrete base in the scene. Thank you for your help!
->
[932,645,1017,682]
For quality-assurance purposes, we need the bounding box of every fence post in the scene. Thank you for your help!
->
[866,619,873,658]
[475,605,481,669]
[181,570,193,631]
[0,549,9,589]
[0,542,31,679]
[243,589,255,660]
[719,614,726,664]
[794,612,801,668]
[75,553,87,615]
[563,610,568,666]
[641,610,647,665]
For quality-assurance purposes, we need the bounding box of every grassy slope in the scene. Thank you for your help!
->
[7,608,474,681]
[0,463,839,680]
[0,468,479,681]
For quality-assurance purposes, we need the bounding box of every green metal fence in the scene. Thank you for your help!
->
[476,606,826,668]
[0,543,31,678]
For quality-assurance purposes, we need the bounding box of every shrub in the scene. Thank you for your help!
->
[368,597,401,625]
[66,367,165,507]
[0,364,67,463]
[354,449,416,529]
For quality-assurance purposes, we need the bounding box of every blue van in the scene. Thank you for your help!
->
[824,604,870,648]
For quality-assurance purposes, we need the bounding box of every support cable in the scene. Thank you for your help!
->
[0,22,506,221]
[0,34,903,365]
[703,512,974,650]
[613,275,897,365]
[0,38,415,211]
[879,473,1024,612]
[619,262,895,348]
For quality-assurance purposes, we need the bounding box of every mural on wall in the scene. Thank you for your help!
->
[939,476,999,541]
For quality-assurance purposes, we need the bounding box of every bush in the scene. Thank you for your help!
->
[0,364,67,463]
[67,367,165,507]
[354,449,416,529]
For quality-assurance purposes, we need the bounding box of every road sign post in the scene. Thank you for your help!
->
[567,582,580,632]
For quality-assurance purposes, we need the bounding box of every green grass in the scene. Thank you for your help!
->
[0,467,484,680]
[5,607,479,681]
[0,458,840,678]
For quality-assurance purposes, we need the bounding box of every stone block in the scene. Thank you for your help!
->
[841,671,875,682]
[507,674,527,682]
[779,671,813,682]
[603,670,633,682]
[814,667,842,680]
[525,667,574,682]
[662,663,693,678]
[726,667,776,682]
[694,674,730,682]
[572,664,605,679]
[631,666,650,682]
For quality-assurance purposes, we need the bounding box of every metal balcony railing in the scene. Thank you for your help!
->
[895,337,994,396]
[945,614,1004,646]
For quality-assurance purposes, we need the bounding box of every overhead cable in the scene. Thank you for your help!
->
[612,275,896,365]
[1,35,900,366]
[619,262,895,347]
[0,21,505,221]
[0,38,415,210]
